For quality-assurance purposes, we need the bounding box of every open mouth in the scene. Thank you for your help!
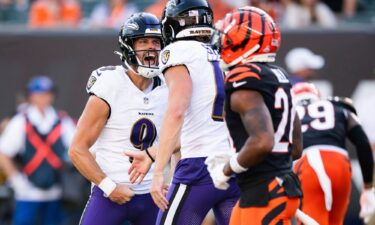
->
[143,53,157,66]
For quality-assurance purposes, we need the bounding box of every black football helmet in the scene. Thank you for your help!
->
[116,12,163,78]
[161,0,214,45]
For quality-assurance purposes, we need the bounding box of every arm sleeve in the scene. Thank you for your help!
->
[348,124,374,184]
[61,116,76,150]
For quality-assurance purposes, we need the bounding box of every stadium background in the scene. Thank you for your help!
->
[0,0,375,224]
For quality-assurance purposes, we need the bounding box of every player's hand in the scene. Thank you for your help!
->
[108,183,135,205]
[205,153,232,190]
[150,173,169,211]
[124,150,153,184]
[359,188,375,223]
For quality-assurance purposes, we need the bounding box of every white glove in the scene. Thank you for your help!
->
[205,153,233,190]
[359,188,375,223]
[8,173,29,195]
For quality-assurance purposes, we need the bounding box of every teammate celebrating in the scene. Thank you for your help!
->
[209,6,303,225]
[292,82,375,225]
[68,13,168,225]
[126,0,240,224]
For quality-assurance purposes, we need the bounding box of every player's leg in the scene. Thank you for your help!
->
[41,200,64,225]
[212,178,240,225]
[294,156,329,225]
[129,193,159,225]
[229,179,300,225]
[13,200,40,225]
[229,197,299,225]
[155,183,214,225]
[202,210,216,225]
[79,186,127,225]
[228,201,241,225]
[322,152,352,225]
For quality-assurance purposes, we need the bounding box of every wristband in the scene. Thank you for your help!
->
[229,153,248,174]
[145,148,155,162]
[98,177,116,197]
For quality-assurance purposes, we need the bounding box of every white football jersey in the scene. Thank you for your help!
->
[86,65,168,194]
[159,41,233,159]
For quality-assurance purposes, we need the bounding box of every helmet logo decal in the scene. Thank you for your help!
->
[161,50,170,64]
[179,19,186,26]
[188,10,199,17]
[127,23,139,30]
[87,75,97,90]
[271,39,279,47]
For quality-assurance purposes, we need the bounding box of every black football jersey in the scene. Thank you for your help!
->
[225,62,294,186]
[296,99,348,150]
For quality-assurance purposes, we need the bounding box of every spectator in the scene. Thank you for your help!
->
[207,0,234,22]
[29,0,81,28]
[0,0,13,21]
[145,0,233,22]
[322,0,357,18]
[285,47,325,84]
[145,0,167,19]
[89,0,138,29]
[248,0,283,21]
[282,0,337,28]
[0,76,76,225]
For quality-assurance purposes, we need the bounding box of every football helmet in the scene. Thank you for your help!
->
[116,13,163,78]
[211,6,281,69]
[161,0,214,45]
[292,82,320,104]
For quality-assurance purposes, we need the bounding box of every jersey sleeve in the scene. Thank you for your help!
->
[0,114,25,157]
[61,116,76,151]
[159,42,195,74]
[86,66,117,108]
[225,64,266,95]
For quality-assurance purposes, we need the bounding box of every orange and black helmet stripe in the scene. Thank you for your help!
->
[226,64,261,83]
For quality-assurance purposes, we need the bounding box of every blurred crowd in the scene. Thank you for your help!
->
[0,0,374,29]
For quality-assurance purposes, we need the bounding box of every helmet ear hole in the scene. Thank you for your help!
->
[226,38,232,46]
[128,52,138,65]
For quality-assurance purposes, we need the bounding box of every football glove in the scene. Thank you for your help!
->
[359,188,375,223]
[205,153,233,190]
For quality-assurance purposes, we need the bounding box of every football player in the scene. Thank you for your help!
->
[68,13,168,225]
[125,0,240,224]
[209,6,303,225]
[292,82,375,225]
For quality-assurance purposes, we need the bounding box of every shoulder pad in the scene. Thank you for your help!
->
[327,96,357,115]
[159,41,198,73]
[86,66,118,92]
[226,64,261,83]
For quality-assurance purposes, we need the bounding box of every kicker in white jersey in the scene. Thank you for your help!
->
[86,65,168,194]
[159,41,233,159]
